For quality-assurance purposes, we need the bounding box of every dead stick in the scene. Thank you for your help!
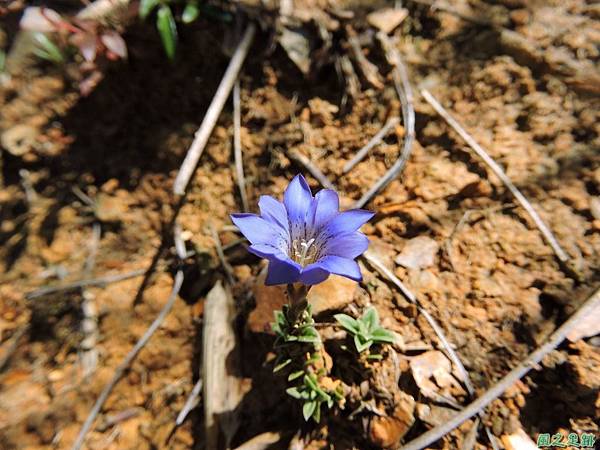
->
[421,89,569,263]
[70,269,184,450]
[176,378,203,426]
[343,117,400,173]
[399,286,600,450]
[233,80,249,211]
[211,224,235,285]
[353,33,415,209]
[26,269,147,300]
[173,23,256,195]
[80,223,101,378]
[286,149,336,191]
[0,324,29,372]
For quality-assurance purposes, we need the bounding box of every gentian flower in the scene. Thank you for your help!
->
[231,174,374,286]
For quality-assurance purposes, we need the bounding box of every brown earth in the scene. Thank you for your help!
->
[0,0,599,449]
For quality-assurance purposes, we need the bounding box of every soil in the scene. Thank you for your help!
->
[0,0,599,449]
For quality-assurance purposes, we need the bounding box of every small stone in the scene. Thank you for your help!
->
[395,236,439,270]
[416,403,457,427]
[1,124,38,156]
[510,9,530,25]
[369,392,415,448]
[501,427,539,450]
[307,275,358,315]
[367,8,408,34]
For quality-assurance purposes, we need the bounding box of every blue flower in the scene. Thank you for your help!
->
[231,174,374,286]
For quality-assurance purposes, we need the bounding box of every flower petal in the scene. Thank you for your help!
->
[314,255,362,282]
[307,189,339,231]
[299,263,330,285]
[258,195,289,233]
[284,174,313,226]
[324,232,369,259]
[265,258,302,285]
[231,213,281,245]
[248,243,283,259]
[322,209,374,236]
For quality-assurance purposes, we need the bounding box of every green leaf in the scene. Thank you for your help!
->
[32,33,63,63]
[303,401,317,421]
[288,370,304,382]
[297,327,320,344]
[354,334,372,353]
[0,50,6,73]
[334,314,359,334]
[182,2,199,23]
[273,358,292,373]
[367,353,383,360]
[312,402,321,422]
[139,0,160,19]
[370,328,396,344]
[286,387,302,399]
[362,307,379,331]
[156,5,177,60]
[357,317,368,336]
[305,374,331,401]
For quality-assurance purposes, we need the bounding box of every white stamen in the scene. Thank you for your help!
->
[291,238,316,266]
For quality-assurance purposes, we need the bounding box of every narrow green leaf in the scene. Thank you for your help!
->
[288,370,304,382]
[305,374,331,401]
[156,5,177,60]
[367,353,383,360]
[334,314,359,334]
[139,0,160,19]
[273,358,292,373]
[32,33,63,63]
[312,402,321,422]
[182,2,199,23]
[303,401,317,421]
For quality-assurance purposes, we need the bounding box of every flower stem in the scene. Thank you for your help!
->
[286,284,309,326]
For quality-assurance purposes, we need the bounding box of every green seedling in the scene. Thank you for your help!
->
[335,307,395,356]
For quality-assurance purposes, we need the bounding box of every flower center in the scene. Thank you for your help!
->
[291,238,317,266]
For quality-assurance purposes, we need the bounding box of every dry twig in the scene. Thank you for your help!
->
[353,33,415,209]
[0,324,29,372]
[233,80,249,212]
[211,224,235,285]
[174,23,256,195]
[175,378,203,426]
[346,27,384,89]
[25,268,146,300]
[285,149,336,191]
[80,223,101,378]
[399,286,600,450]
[343,117,400,173]
[421,89,569,263]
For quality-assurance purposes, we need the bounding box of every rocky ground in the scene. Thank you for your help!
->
[0,0,599,449]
